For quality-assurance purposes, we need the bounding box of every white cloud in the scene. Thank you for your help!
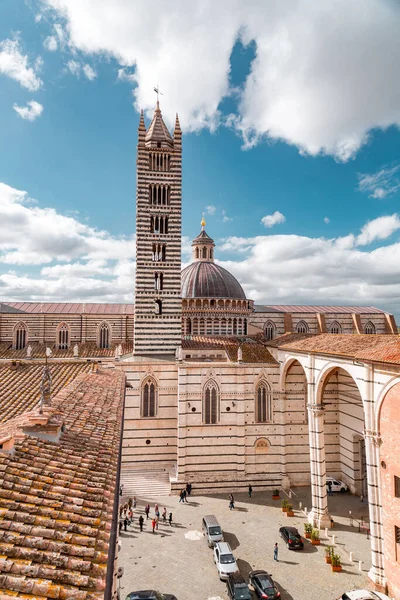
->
[13,100,44,121]
[324,217,330,224]
[43,35,58,51]
[356,214,400,246]
[82,63,96,80]
[205,205,216,215]
[261,211,286,228]
[0,38,43,91]
[358,165,400,199]
[41,0,400,160]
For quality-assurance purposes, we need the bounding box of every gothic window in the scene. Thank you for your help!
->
[365,321,376,334]
[141,377,157,417]
[14,322,28,350]
[203,380,219,424]
[58,323,70,350]
[256,381,272,422]
[264,320,276,341]
[330,321,342,334]
[296,320,309,334]
[98,322,111,349]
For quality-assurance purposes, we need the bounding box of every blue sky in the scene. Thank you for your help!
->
[1,0,400,317]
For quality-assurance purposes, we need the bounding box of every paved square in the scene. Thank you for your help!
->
[118,489,373,600]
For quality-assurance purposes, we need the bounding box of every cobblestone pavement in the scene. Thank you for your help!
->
[118,489,374,600]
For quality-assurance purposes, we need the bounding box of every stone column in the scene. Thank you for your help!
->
[307,403,331,528]
[364,430,385,587]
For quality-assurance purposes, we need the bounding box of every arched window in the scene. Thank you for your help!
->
[14,322,28,350]
[203,380,219,424]
[256,381,272,422]
[365,321,376,334]
[98,322,111,349]
[141,377,157,417]
[264,320,276,341]
[58,323,70,350]
[296,320,309,334]
[329,321,342,334]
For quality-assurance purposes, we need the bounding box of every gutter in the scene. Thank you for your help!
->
[105,376,126,600]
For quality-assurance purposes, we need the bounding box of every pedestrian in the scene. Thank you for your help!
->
[168,512,173,526]
[328,481,333,496]
[151,518,156,533]
[162,507,167,521]
[145,504,150,519]
[133,496,137,508]
[248,484,253,498]
[123,517,128,532]
[274,542,278,561]
[139,515,144,532]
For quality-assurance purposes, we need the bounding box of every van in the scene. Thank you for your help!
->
[202,514,223,547]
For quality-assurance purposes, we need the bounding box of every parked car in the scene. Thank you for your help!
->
[339,591,391,600]
[249,570,281,599]
[226,572,252,600]
[327,476,349,493]
[125,592,177,600]
[213,541,239,580]
[279,526,304,550]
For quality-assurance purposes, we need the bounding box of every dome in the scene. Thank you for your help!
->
[181,261,246,299]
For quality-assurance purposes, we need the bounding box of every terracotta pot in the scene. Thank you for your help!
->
[325,557,332,564]
[305,533,311,539]
[331,565,342,572]
[286,511,294,517]
[311,539,320,545]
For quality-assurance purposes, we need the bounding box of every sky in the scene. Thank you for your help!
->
[1,0,400,317]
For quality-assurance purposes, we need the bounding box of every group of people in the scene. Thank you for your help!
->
[118,495,173,533]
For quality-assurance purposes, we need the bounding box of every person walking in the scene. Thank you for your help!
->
[145,504,150,519]
[248,484,253,498]
[138,515,144,532]
[274,542,278,562]
[168,512,173,526]
[162,507,167,522]
[151,518,156,533]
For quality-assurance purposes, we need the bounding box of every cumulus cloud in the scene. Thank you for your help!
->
[358,165,400,199]
[0,38,43,91]
[261,211,286,228]
[41,0,400,160]
[13,100,43,121]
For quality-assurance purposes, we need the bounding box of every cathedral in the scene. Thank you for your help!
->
[1,102,400,596]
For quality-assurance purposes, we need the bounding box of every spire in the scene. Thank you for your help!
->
[145,102,173,148]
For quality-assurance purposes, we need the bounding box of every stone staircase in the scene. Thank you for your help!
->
[120,470,171,498]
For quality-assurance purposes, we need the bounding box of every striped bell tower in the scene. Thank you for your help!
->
[134,102,182,355]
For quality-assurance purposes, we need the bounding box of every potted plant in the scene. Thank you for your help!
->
[304,523,313,539]
[310,528,320,545]
[281,499,288,512]
[324,545,334,563]
[272,488,280,500]
[331,553,342,572]
[286,503,294,517]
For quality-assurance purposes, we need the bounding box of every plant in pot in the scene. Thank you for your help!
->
[286,503,294,517]
[324,545,334,563]
[272,488,280,500]
[281,499,288,512]
[331,553,342,572]
[310,528,320,545]
[304,523,313,538]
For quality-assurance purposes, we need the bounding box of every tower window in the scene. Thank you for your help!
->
[365,321,376,334]
[296,320,309,334]
[98,322,110,349]
[14,322,28,350]
[203,380,219,424]
[256,381,272,422]
[329,321,342,334]
[264,320,276,341]
[142,377,157,417]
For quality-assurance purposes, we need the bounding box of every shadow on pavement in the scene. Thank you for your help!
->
[223,531,240,550]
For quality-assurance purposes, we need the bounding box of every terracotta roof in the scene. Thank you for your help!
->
[270,333,400,365]
[181,262,246,299]
[0,362,93,423]
[0,367,125,599]
[1,303,134,315]
[254,305,385,314]
[0,342,133,361]
[182,336,277,364]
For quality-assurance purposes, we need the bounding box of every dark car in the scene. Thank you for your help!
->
[125,592,177,600]
[226,572,252,600]
[249,570,281,599]
[279,526,304,550]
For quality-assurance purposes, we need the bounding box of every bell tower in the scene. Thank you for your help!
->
[134,102,182,355]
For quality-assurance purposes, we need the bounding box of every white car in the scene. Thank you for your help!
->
[339,590,391,600]
[327,476,348,493]
[213,541,239,580]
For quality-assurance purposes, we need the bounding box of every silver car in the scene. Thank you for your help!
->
[213,542,239,580]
